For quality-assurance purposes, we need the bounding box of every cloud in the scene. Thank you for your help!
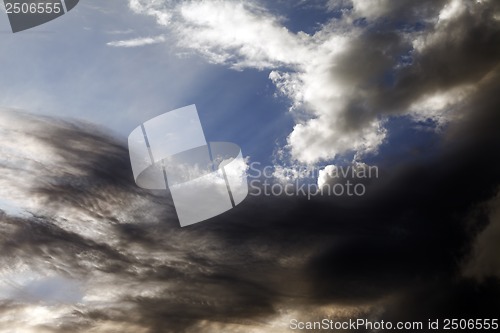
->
[126,0,500,165]
[107,35,166,47]
[1,85,500,332]
[463,190,500,280]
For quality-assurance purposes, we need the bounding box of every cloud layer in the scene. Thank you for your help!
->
[119,0,500,164]
[1,86,500,332]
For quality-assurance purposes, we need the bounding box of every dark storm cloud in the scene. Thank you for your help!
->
[464,192,500,280]
[1,88,500,332]
[0,110,306,332]
[380,2,500,111]
[240,67,500,304]
[334,0,500,132]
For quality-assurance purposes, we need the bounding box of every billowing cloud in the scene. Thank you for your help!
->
[126,0,500,165]
[107,35,166,47]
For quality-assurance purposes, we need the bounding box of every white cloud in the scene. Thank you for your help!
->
[174,1,312,69]
[107,35,166,47]
[438,0,466,21]
[317,162,377,187]
[128,0,173,26]
[407,85,475,125]
[126,0,383,164]
[125,0,496,166]
[288,118,387,164]
[351,0,392,19]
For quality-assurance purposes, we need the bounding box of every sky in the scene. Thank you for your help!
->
[0,0,500,332]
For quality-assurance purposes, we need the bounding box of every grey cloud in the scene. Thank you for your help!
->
[380,3,500,111]
[463,191,500,280]
[348,0,448,21]
[1,86,500,333]
[330,0,500,134]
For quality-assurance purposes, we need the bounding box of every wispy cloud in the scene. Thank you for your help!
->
[1,101,500,331]
[107,35,166,47]
[106,28,134,35]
